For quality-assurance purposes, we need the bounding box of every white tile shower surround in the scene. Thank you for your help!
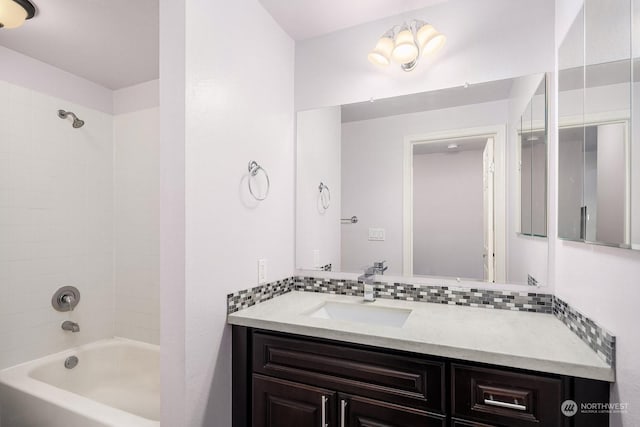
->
[114,107,160,345]
[0,80,114,370]
[0,79,160,369]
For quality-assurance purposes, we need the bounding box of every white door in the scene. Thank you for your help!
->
[483,137,495,282]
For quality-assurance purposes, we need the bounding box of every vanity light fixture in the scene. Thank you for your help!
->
[368,19,446,72]
[0,0,36,29]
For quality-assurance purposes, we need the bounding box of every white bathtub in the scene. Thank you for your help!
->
[0,338,160,427]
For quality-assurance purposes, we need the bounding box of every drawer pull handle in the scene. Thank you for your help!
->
[340,400,348,427]
[484,395,527,411]
[321,396,328,427]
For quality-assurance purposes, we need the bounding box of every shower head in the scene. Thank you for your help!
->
[58,110,85,128]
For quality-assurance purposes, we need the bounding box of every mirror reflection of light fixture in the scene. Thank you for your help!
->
[367,31,395,66]
[0,0,36,29]
[368,19,446,72]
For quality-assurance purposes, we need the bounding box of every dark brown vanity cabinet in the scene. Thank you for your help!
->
[253,374,337,427]
[233,326,610,427]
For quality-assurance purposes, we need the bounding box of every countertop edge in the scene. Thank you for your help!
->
[227,315,616,383]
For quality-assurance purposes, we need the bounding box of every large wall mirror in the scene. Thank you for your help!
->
[296,74,549,285]
[558,0,637,249]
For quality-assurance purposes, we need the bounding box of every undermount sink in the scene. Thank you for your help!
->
[308,301,412,328]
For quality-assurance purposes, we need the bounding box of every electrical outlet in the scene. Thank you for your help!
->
[368,228,385,241]
[258,259,267,284]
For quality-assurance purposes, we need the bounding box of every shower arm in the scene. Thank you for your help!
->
[58,110,78,120]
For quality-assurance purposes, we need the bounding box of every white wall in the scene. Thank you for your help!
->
[554,2,640,425]
[159,0,187,424]
[158,0,295,425]
[413,150,484,279]
[296,107,341,271]
[341,100,509,277]
[113,84,160,344]
[114,80,160,115]
[0,46,112,114]
[295,0,555,111]
[0,79,114,369]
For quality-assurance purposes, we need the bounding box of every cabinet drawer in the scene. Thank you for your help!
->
[345,395,445,427]
[253,332,445,412]
[452,364,563,426]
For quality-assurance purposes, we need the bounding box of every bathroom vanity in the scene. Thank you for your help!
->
[229,292,613,427]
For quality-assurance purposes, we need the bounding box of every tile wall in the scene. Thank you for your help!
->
[0,80,114,369]
[114,107,160,344]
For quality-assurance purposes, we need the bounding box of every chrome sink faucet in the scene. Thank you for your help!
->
[358,261,388,302]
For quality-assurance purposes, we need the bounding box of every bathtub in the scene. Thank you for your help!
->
[0,338,159,427]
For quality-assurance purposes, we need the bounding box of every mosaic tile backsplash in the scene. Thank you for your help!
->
[553,296,615,366]
[227,276,615,366]
[227,277,295,314]
[294,277,553,313]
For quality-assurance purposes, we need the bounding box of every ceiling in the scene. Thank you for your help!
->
[0,0,446,90]
[341,77,516,123]
[413,137,487,155]
[0,0,159,90]
[258,0,449,40]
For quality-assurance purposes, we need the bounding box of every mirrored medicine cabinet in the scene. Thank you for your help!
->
[558,0,639,250]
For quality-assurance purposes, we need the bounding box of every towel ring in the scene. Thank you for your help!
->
[318,182,331,210]
[248,160,270,201]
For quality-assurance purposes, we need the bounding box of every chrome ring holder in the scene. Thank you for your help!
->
[318,182,331,210]
[248,160,270,201]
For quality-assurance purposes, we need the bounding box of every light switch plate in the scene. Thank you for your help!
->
[258,259,267,284]
[368,228,385,241]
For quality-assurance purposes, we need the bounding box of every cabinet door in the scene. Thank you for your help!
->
[452,419,497,427]
[253,374,335,427]
[342,395,445,427]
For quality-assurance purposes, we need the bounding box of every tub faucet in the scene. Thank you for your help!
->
[62,321,80,333]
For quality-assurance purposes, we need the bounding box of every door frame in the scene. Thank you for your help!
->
[402,125,507,281]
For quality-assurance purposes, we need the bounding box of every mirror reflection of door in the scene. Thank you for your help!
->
[558,122,629,246]
[483,137,495,282]
[411,136,496,281]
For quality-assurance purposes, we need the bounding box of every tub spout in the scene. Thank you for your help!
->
[62,321,80,333]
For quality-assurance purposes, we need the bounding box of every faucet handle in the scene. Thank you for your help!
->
[374,260,386,269]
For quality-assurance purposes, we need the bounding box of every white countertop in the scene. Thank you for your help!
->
[227,291,615,382]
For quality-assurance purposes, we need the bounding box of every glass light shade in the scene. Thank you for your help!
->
[391,28,418,64]
[422,33,447,56]
[416,24,436,48]
[0,0,28,29]
[367,36,394,66]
